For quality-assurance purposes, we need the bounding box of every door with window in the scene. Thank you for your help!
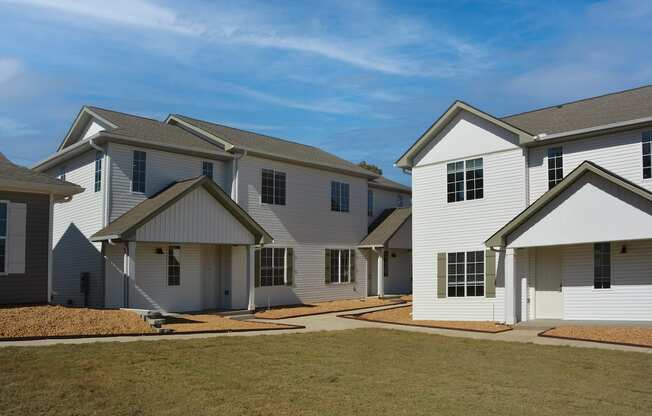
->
[535,246,563,319]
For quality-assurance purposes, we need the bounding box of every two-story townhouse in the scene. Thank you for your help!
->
[33,106,411,312]
[397,85,652,324]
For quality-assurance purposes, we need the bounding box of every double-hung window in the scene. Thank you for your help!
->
[594,242,611,289]
[167,246,181,286]
[447,158,483,203]
[331,181,350,212]
[260,247,291,286]
[132,150,146,193]
[367,190,373,217]
[328,249,354,284]
[202,161,214,181]
[261,169,286,205]
[643,132,651,179]
[548,147,563,189]
[94,151,102,192]
[0,202,6,274]
[447,251,484,297]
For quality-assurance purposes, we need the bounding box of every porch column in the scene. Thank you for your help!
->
[377,248,384,298]
[123,241,136,308]
[247,245,256,311]
[504,248,516,325]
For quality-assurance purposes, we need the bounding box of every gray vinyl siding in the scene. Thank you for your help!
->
[0,191,49,305]
[368,187,410,225]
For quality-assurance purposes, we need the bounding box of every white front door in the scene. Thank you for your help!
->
[535,246,563,319]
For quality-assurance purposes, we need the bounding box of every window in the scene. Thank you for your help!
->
[383,250,389,277]
[397,194,404,207]
[202,161,214,180]
[331,181,350,212]
[261,169,286,205]
[548,147,563,189]
[447,158,483,203]
[0,202,6,274]
[94,151,102,192]
[260,247,290,286]
[57,166,66,181]
[594,242,611,289]
[368,190,373,217]
[167,246,181,286]
[329,249,353,283]
[447,251,484,297]
[643,132,651,179]
[132,151,146,193]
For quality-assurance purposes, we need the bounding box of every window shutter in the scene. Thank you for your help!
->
[350,249,356,282]
[485,249,496,298]
[286,248,293,286]
[437,252,446,298]
[324,249,331,284]
[254,248,261,287]
[8,202,26,275]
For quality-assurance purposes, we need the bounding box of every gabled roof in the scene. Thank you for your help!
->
[168,114,378,178]
[359,207,411,247]
[502,84,652,136]
[0,153,83,199]
[91,176,272,244]
[485,161,652,248]
[395,101,534,168]
[369,176,411,193]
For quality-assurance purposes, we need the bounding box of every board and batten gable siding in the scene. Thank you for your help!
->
[528,127,652,201]
[411,111,527,321]
[48,150,105,307]
[237,155,368,305]
[0,191,49,304]
[108,143,228,221]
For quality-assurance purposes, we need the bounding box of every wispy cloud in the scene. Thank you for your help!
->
[0,116,39,137]
[0,57,23,84]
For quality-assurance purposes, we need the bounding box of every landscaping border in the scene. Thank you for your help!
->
[254,299,408,320]
[339,307,513,334]
[538,327,652,349]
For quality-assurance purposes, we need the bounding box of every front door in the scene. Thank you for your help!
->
[535,246,563,319]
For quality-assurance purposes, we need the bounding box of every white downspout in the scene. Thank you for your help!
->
[231,149,247,203]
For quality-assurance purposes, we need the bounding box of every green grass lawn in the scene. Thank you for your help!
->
[1,329,651,416]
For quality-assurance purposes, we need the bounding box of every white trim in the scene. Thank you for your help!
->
[531,115,652,144]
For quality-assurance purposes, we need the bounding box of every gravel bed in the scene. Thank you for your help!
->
[542,326,652,347]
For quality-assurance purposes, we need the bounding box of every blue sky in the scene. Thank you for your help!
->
[1,0,651,184]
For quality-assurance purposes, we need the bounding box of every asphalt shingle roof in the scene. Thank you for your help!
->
[0,152,80,190]
[369,176,411,193]
[359,207,411,247]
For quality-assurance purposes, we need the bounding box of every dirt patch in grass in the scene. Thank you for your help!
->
[348,306,512,333]
[254,297,404,319]
[162,314,300,333]
[541,326,652,348]
[0,305,154,339]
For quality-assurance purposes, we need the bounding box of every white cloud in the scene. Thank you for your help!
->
[0,117,38,136]
[0,58,23,84]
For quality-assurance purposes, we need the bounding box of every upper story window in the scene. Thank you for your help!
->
[261,169,286,205]
[202,161,214,181]
[447,158,483,203]
[548,147,563,189]
[447,251,484,297]
[132,150,146,193]
[594,242,611,289]
[0,202,6,274]
[331,181,350,212]
[643,132,651,179]
[57,166,66,181]
[167,245,181,286]
[367,190,373,217]
[94,151,102,193]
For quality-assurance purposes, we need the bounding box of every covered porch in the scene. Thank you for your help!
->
[92,176,272,313]
[487,162,652,324]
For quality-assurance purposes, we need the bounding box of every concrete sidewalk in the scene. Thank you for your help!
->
[1,303,650,353]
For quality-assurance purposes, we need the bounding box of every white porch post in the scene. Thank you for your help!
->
[504,248,516,325]
[247,245,255,311]
[377,248,384,298]
[123,242,136,308]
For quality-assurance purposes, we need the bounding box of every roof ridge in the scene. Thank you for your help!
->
[500,84,652,120]
[86,105,163,124]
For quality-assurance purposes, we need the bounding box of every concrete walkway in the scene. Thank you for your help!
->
[1,304,650,353]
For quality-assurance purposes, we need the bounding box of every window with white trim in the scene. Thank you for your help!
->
[329,249,353,283]
[447,158,483,203]
[260,247,290,286]
[594,242,611,289]
[167,246,181,286]
[94,151,102,192]
[367,189,373,217]
[643,132,651,179]
[447,251,484,297]
[132,150,146,193]
[202,161,214,181]
[547,147,563,189]
[0,202,6,274]
[261,169,286,205]
[331,181,350,212]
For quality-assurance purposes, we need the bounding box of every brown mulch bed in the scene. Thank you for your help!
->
[161,314,300,333]
[0,305,155,339]
[345,306,512,333]
[540,326,652,348]
[254,297,405,319]
[399,295,413,302]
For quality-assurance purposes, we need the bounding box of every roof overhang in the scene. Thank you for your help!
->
[0,178,84,201]
[368,180,411,194]
[485,161,652,248]
[395,101,535,169]
[57,106,118,151]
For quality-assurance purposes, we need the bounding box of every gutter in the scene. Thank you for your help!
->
[529,115,652,145]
